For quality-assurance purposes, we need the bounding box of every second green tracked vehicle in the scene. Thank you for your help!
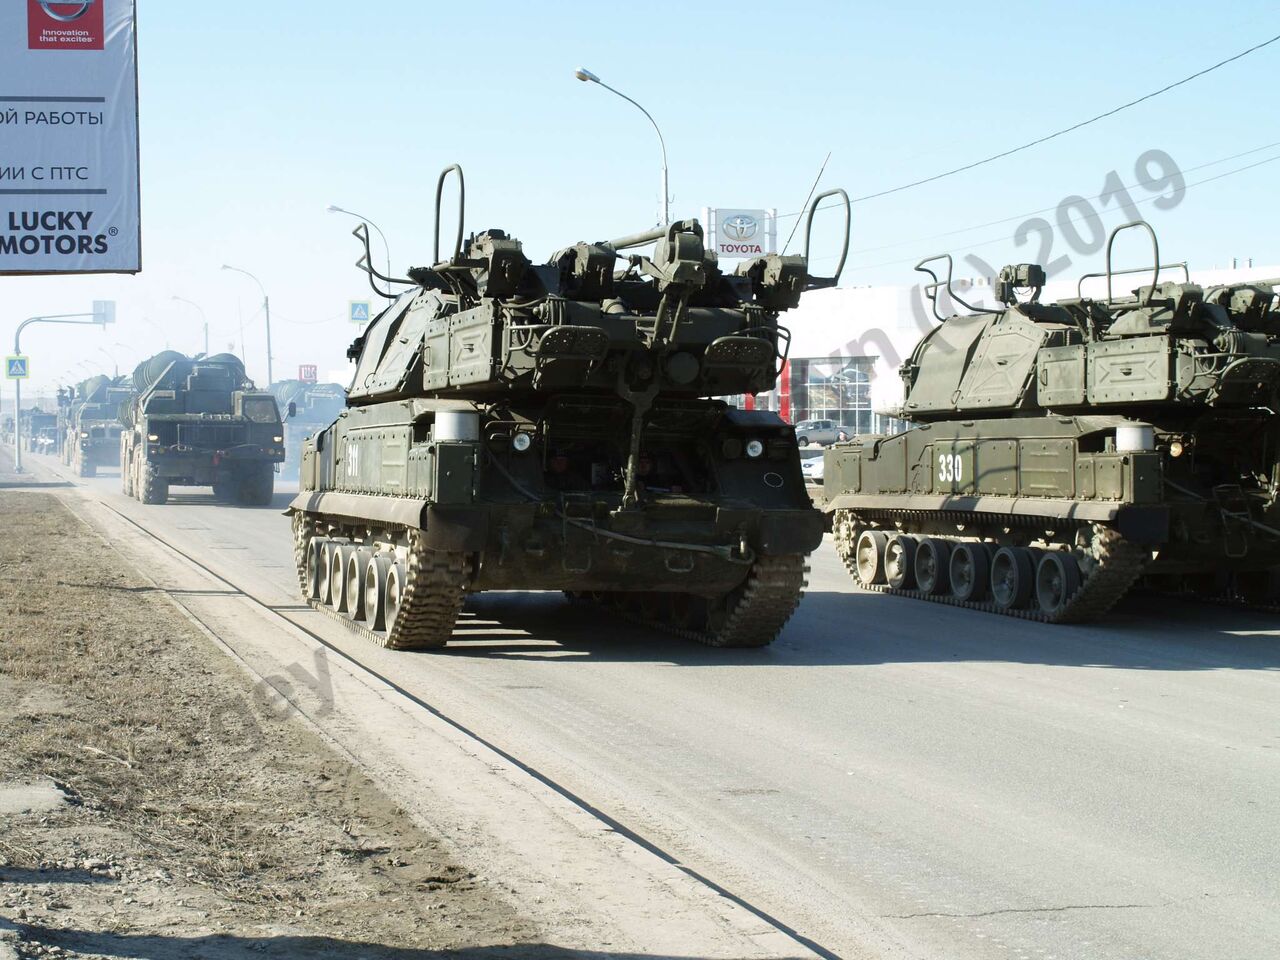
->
[824,222,1280,622]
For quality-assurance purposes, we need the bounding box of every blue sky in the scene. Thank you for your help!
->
[8,0,1280,392]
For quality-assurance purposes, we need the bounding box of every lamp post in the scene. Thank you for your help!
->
[11,311,105,473]
[171,296,210,356]
[221,265,273,386]
[327,205,392,295]
[574,67,670,226]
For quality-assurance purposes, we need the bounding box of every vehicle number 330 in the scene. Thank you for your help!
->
[937,451,963,484]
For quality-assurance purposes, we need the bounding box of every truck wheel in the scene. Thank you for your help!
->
[139,462,168,505]
[212,480,233,501]
[121,457,133,496]
[236,466,274,506]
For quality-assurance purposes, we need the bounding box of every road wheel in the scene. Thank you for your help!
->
[884,535,918,589]
[330,543,357,613]
[319,540,341,606]
[364,554,392,631]
[991,546,1034,611]
[854,530,888,586]
[797,435,808,445]
[1035,551,1082,617]
[139,462,168,505]
[949,542,991,602]
[346,548,372,621]
[915,537,952,595]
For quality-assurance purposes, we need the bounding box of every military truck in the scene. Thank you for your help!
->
[120,351,285,505]
[823,222,1280,621]
[63,375,130,477]
[24,408,57,454]
[290,164,848,650]
[270,379,347,479]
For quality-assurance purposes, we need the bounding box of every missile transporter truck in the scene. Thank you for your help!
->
[120,351,285,506]
[62,375,130,477]
[270,379,348,478]
[824,222,1280,621]
[290,165,849,650]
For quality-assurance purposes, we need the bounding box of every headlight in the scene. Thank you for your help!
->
[1169,440,1184,458]
[273,435,283,443]
[511,431,532,453]
[147,434,159,442]
[745,439,764,459]
[79,431,88,438]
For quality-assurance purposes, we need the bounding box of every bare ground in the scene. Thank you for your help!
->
[0,486,548,959]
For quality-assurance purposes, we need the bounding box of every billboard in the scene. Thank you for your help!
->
[0,1,140,275]
[703,207,777,260]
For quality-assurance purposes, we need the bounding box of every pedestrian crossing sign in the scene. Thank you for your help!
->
[5,356,29,380]
[349,301,370,325]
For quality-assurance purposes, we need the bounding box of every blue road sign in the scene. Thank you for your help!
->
[6,356,29,379]
[349,300,370,325]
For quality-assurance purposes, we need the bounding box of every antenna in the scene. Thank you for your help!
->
[782,151,831,254]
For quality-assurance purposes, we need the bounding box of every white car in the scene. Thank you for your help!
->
[800,451,825,481]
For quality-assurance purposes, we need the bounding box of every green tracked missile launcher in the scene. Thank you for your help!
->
[120,351,285,505]
[823,221,1280,621]
[290,164,849,650]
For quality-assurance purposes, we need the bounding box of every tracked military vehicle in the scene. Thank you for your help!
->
[290,164,848,649]
[63,375,130,477]
[270,379,347,478]
[824,221,1280,622]
[120,351,284,505]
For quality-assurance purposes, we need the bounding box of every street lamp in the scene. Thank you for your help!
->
[328,205,392,295]
[171,295,210,356]
[221,264,273,386]
[10,309,107,472]
[575,67,670,225]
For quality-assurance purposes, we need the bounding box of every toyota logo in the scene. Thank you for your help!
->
[722,214,759,242]
[38,1,95,22]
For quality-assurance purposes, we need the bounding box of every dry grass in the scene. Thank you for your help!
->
[0,491,532,950]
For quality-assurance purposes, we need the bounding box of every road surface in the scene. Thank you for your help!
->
[35,459,1280,960]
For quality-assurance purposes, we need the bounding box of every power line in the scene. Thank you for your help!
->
[809,151,1280,271]
[778,33,1280,219]
[841,140,1280,259]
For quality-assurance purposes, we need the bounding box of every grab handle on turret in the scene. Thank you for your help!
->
[1103,220,1160,305]
[433,164,466,265]
[1077,261,1189,302]
[914,253,1000,321]
[803,188,850,289]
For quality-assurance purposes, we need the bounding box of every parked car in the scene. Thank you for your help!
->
[801,453,825,481]
[793,419,843,446]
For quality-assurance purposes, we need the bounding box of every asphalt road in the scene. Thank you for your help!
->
[47,461,1280,960]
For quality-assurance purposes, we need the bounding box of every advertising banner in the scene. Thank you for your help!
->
[0,1,140,275]
[703,208,777,260]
